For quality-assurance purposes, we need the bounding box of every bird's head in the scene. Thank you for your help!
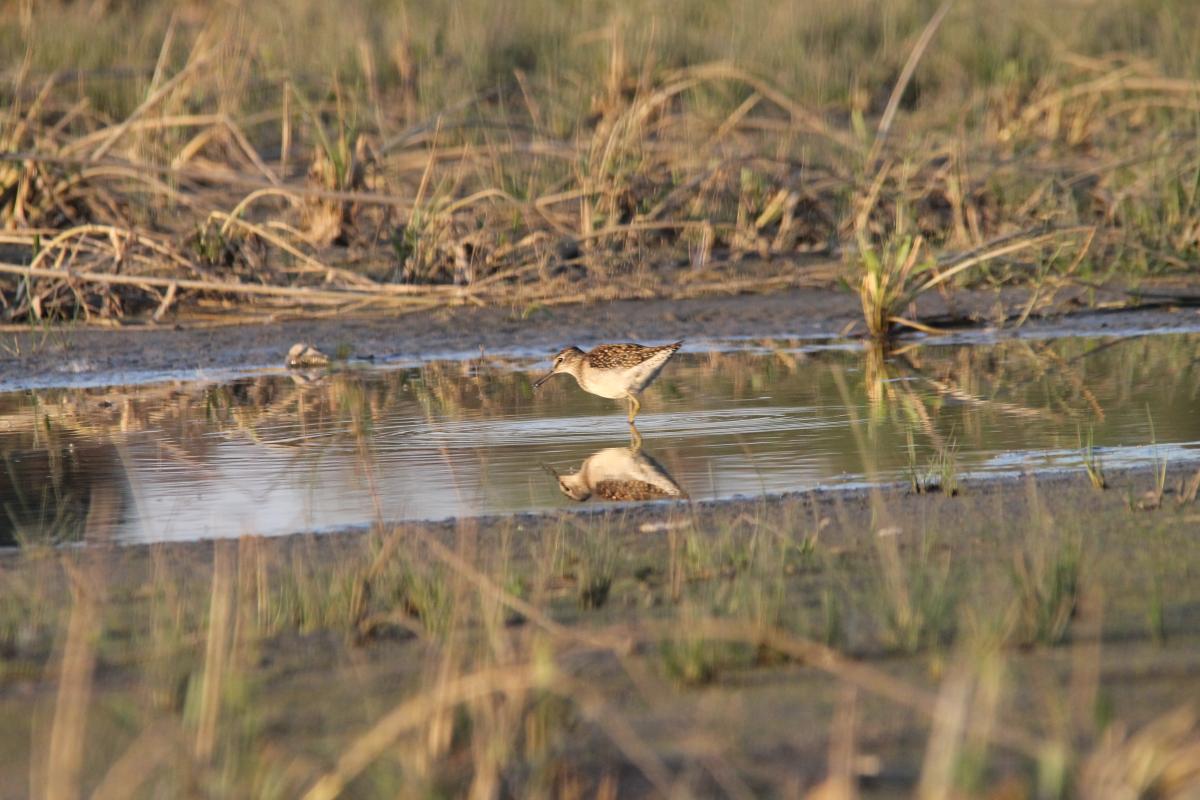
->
[533,346,584,389]
[541,462,591,501]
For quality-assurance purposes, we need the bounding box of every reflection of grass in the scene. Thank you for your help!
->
[2,482,83,547]
[2,443,89,547]
[5,331,1198,487]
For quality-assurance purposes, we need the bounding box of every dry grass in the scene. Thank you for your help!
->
[1,0,1199,325]
[4,466,1200,797]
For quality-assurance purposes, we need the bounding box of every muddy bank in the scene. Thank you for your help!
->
[4,281,1200,390]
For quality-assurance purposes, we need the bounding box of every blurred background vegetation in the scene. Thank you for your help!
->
[5,5,1200,796]
[2,0,1200,322]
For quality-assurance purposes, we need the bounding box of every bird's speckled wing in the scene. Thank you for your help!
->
[582,447,687,500]
[585,341,681,370]
[591,480,676,501]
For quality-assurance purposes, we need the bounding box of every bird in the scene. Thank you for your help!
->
[285,343,330,369]
[532,341,682,422]
[545,445,687,502]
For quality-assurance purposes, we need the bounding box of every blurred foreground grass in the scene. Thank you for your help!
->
[2,0,1200,322]
[3,467,1200,797]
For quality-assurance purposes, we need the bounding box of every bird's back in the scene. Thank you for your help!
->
[580,342,681,397]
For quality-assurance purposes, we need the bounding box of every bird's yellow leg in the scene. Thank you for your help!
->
[626,394,641,423]
[628,421,643,452]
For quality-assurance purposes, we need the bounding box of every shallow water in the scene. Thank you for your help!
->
[2,330,1198,544]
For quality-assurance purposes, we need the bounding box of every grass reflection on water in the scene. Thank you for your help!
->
[1,332,1198,544]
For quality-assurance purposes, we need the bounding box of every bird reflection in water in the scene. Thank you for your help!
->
[545,430,687,503]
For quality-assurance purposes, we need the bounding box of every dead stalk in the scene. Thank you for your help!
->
[38,487,115,800]
[194,541,235,763]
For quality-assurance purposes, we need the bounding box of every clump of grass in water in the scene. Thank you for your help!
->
[936,437,960,497]
[852,166,946,342]
[1131,407,1170,510]
[905,429,960,496]
[1079,425,1107,491]
[857,229,936,341]
[850,157,1085,343]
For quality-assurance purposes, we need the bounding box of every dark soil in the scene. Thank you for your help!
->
[5,282,1200,391]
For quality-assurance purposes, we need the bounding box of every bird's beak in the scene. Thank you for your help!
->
[533,371,555,390]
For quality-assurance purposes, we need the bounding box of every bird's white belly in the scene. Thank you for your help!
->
[577,350,673,399]
[577,369,633,399]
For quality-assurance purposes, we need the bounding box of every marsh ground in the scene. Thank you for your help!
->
[3,461,1200,798]
[4,299,1200,797]
[4,281,1200,390]
[5,0,1200,796]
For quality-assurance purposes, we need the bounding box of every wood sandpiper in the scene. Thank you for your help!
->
[545,445,687,502]
[533,341,682,422]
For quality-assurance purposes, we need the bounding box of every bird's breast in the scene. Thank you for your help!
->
[577,368,634,399]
